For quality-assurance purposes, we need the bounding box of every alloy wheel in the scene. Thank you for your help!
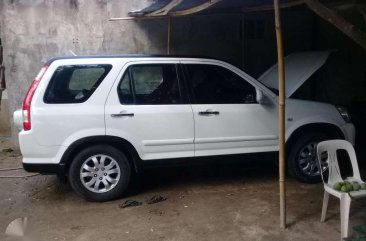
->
[297,142,327,177]
[79,154,121,193]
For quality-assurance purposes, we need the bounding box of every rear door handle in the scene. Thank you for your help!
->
[111,113,134,117]
[199,111,220,116]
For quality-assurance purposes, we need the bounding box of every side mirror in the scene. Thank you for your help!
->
[256,89,264,104]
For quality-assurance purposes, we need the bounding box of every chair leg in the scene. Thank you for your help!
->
[340,195,351,239]
[321,191,329,222]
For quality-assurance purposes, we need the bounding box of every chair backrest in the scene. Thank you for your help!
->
[316,140,361,185]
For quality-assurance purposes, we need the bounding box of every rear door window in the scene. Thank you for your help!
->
[118,64,182,105]
[44,64,112,103]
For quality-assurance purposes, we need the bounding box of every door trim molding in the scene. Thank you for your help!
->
[143,138,194,146]
[195,135,278,144]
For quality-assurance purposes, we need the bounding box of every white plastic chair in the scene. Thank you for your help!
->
[317,140,366,240]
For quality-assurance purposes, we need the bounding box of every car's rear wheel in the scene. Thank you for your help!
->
[288,132,330,183]
[69,145,131,202]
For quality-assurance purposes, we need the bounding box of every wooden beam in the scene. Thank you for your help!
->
[110,12,231,21]
[169,0,221,16]
[109,16,166,21]
[304,0,366,51]
[148,0,183,16]
[110,0,222,21]
[242,1,358,13]
[274,0,287,230]
[243,0,304,13]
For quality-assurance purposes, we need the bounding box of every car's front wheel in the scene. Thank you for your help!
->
[69,145,131,202]
[287,132,330,183]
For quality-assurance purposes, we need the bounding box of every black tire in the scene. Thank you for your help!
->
[288,132,330,183]
[68,145,131,202]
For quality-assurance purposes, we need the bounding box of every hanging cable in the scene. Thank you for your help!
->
[0,173,40,178]
[0,167,23,171]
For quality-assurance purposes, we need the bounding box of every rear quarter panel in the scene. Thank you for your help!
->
[25,58,124,147]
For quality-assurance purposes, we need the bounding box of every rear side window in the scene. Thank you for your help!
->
[44,64,112,103]
[118,64,182,105]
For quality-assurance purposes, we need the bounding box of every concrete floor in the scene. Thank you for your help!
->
[0,139,365,241]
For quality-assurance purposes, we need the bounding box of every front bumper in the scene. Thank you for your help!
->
[342,123,356,146]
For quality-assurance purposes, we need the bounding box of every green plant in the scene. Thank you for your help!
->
[344,224,366,241]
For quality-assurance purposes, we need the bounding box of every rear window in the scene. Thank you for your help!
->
[44,64,112,103]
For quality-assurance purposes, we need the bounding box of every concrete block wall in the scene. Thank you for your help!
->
[0,0,162,115]
[0,0,169,143]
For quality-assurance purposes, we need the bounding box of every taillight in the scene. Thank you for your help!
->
[22,65,48,131]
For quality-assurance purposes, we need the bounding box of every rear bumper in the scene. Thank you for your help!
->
[23,163,67,182]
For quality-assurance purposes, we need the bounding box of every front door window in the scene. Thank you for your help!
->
[185,64,256,104]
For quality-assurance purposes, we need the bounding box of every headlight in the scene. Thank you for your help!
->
[336,106,351,123]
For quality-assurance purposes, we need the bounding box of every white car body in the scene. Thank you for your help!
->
[13,52,355,198]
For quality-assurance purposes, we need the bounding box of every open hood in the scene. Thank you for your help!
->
[258,51,332,98]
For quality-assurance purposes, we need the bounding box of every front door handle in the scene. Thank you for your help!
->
[111,113,134,118]
[199,110,220,116]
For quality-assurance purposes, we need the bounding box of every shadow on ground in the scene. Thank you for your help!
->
[130,157,279,195]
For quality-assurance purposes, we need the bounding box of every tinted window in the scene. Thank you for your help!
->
[185,64,256,104]
[44,64,112,103]
[118,71,133,104]
[118,64,181,105]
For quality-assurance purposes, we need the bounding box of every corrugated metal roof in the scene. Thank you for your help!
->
[129,0,172,16]
[128,0,300,17]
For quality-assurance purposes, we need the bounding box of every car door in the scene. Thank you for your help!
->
[105,60,194,160]
[182,62,278,157]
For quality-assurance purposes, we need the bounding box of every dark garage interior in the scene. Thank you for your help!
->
[0,0,366,240]
[133,1,366,164]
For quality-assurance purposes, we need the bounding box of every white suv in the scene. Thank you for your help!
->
[13,52,355,201]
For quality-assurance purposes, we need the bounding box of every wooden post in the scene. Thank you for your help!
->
[274,0,286,229]
[167,17,172,55]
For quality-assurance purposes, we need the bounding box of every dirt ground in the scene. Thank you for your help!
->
[0,139,365,241]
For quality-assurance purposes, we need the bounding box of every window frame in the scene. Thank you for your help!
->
[117,63,187,105]
[182,63,258,105]
[43,64,112,104]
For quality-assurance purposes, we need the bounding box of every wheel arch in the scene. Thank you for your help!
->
[60,136,142,177]
[286,123,345,153]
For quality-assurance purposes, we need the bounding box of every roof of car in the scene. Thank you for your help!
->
[45,54,223,65]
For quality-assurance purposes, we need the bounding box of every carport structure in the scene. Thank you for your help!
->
[110,0,366,229]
